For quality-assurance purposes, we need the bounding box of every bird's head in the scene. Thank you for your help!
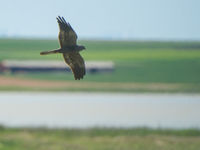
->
[78,45,86,51]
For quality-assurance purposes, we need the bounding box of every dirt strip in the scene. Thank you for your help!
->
[0,76,183,91]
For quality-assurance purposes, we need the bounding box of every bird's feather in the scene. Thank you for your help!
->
[63,52,86,80]
[57,16,77,47]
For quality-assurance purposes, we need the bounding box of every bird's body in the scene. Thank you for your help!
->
[40,16,86,80]
[40,45,84,55]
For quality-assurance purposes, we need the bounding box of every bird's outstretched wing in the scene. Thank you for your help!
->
[57,16,77,48]
[63,52,86,80]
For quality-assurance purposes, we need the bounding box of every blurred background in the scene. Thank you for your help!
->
[0,0,200,149]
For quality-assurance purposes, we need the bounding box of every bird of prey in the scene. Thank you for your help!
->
[40,16,86,80]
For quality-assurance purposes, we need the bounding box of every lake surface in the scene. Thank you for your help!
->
[0,92,200,129]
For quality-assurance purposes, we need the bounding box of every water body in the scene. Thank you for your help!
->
[0,92,199,129]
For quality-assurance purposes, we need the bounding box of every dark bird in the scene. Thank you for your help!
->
[40,16,86,80]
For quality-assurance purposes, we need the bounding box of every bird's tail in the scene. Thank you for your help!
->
[40,49,61,55]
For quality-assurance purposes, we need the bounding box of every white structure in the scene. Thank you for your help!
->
[0,60,114,73]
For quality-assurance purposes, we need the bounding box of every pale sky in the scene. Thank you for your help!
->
[0,0,199,40]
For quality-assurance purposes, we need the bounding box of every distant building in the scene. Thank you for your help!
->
[0,60,114,74]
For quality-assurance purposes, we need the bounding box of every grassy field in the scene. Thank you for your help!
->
[0,39,200,150]
[0,127,200,150]
[0,38,200,92]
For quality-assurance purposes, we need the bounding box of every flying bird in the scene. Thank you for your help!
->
[40,16,86,80]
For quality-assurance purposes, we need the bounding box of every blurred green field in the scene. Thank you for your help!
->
[0,38,200,92]
[0,127,200,150]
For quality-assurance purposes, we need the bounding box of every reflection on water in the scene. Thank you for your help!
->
[0,92,200,129]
